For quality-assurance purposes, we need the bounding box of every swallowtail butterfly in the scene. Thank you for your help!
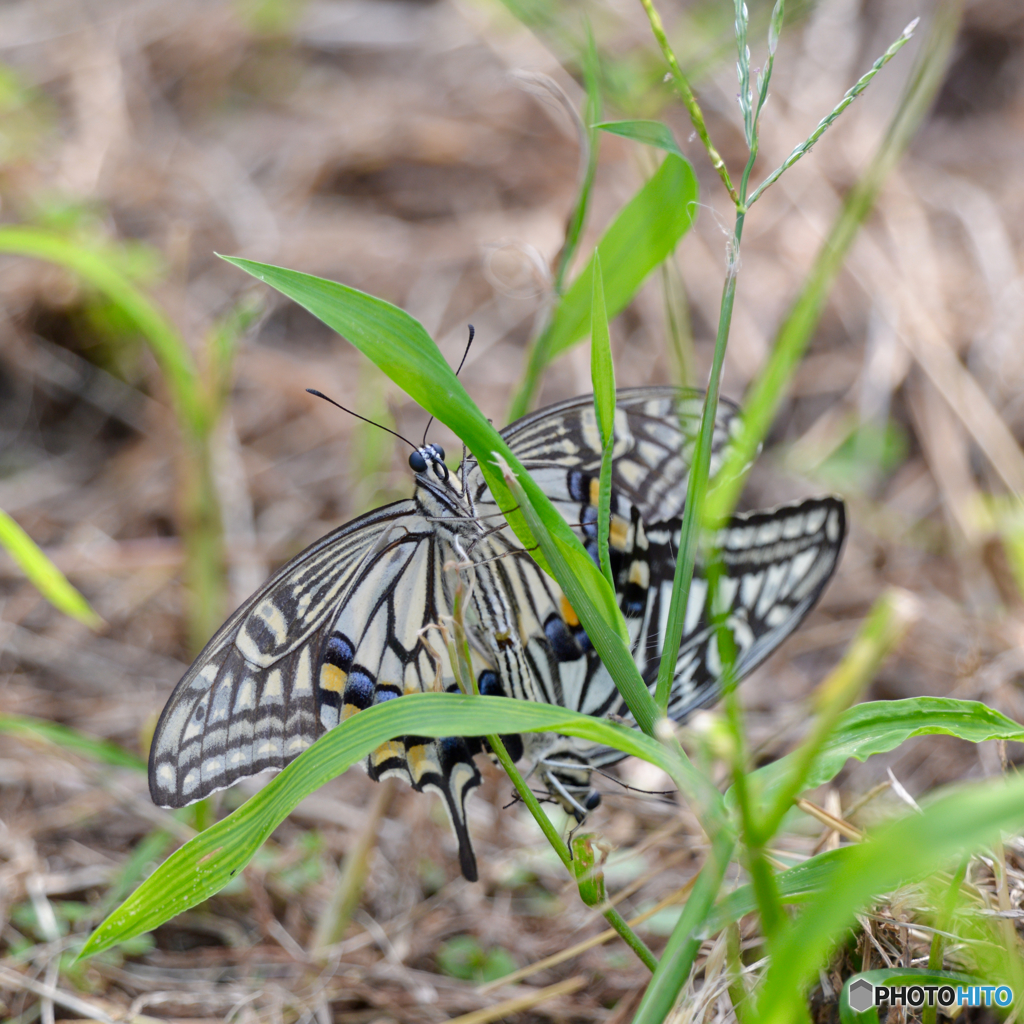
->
[149,387,845,880]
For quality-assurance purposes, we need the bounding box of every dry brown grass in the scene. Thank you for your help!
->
[2,0,1024,1020]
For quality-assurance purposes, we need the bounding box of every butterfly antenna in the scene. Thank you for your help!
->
[453,323,476,377]
[421,324,476,446]
[306,389,417,451]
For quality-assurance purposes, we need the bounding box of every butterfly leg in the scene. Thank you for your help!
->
[538,756,602,822]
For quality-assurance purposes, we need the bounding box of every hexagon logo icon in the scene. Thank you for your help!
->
[847,978,875,1014]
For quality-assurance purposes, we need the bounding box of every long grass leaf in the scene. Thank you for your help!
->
[80,692,703,958]
[738,697,1024,811]
[0,510,103,628]
[589,252,616,590]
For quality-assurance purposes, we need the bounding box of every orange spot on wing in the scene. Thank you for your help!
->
[320,664,348,693]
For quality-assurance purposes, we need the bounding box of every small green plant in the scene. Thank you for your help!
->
[436,935,519,984]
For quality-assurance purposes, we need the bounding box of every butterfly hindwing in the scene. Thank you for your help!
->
[642,495,846,716]
[312,513,490,880]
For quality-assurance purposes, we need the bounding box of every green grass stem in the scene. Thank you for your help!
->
[0,226,232,652]
[631,830,736,1024]
[706,0,965,526]
[638,0,738,204]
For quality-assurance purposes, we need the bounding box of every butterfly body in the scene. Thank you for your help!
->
[149,387,845,881]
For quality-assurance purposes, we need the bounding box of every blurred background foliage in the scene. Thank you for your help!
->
[1,0,1024,1020]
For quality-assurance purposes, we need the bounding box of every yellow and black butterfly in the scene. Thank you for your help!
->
[149,387,845,881]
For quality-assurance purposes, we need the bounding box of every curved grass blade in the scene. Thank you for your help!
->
[0,714,144,771]
[737,698,1024,811]
[595,120,686,160]
[80,693,692,959]
[0,510,103,628]
[510,153,698,418]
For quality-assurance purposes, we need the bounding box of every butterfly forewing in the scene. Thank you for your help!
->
[465,388,743,526]
[148,499,420,807]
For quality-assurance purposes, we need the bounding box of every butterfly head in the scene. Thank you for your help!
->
[409,443,449,482]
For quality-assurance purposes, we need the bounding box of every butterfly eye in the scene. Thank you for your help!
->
[409,450,428,473]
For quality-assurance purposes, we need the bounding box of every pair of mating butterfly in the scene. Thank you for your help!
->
[149,382,845,881]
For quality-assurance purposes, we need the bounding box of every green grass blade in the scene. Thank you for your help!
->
[510,153,698,418]
[632,830,735,1024]
[589,252,616,590]
[0,226,203,437]
[702,847,855,936]
[0,714,145,770]
[0,510,103,628]
[704,2,964,526]
[738,697,1024,811]
[651,265,739,712]
[79,693,702,958]
[757,775,1024,1024]
[595,120,686,160]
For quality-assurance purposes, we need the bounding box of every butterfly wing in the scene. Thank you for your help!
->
[465,386,741,526]
[148,499,420,808]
